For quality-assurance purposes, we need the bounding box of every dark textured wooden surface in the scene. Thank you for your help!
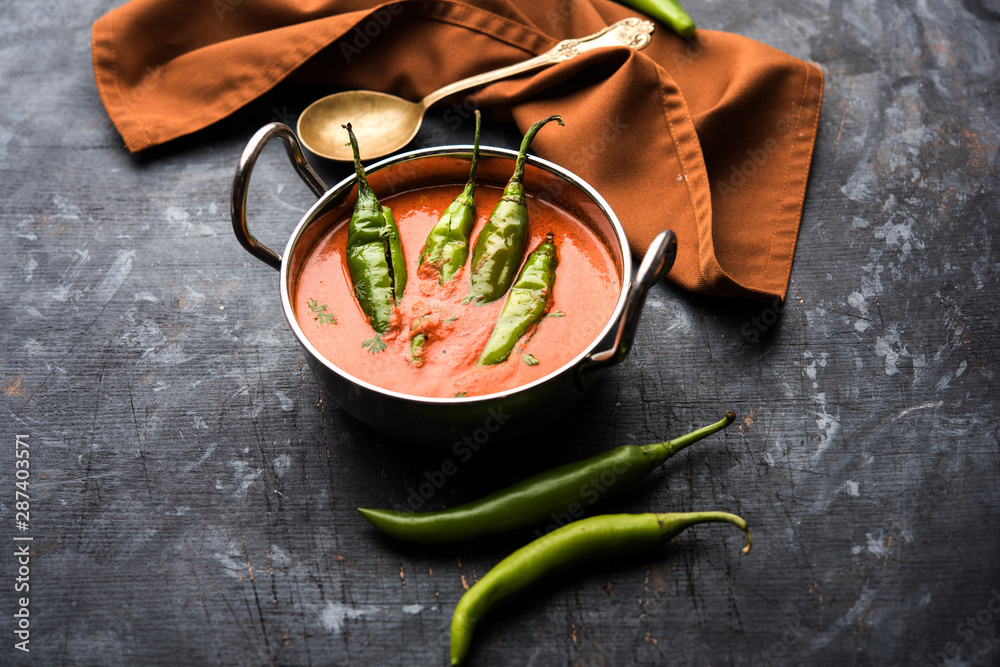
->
[2,1,999,665]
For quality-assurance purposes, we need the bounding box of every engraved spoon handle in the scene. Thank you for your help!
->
[420,17,655,109]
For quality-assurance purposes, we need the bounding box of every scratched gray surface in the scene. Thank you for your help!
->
[1,0,999,665]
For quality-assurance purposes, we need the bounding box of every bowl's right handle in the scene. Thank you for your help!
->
[577,229,677,379]
[231,123,328,270]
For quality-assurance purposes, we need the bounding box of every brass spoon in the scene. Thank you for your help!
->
[296,17,654,161]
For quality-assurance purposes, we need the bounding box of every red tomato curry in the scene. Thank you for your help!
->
[293,184,620,398]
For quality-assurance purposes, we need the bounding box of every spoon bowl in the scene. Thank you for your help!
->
[296,17,655,161]
[297,90,425,161]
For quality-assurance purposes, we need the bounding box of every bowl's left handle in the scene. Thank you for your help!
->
[577,229,677,381]
[231,123,328,270]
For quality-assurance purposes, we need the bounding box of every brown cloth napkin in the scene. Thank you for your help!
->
[91,0,822,301]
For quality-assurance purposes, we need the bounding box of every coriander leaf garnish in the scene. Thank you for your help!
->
[307,299,337,326]
[523,353,539,366]
[444,316,459,323]
[455,391,467,398]
[546,310,566,318]
[362,335,386,354]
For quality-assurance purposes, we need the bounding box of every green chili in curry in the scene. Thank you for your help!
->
[343,122,407,337]
[419,110,482,284]
[467,115,563,304]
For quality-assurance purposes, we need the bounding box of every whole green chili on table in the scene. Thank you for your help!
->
[357,411,735,543]
[479,232,557,365]
[449,511,751,665]
[343,123,407,339]
[467,115,564,304]
[419,110,482,283]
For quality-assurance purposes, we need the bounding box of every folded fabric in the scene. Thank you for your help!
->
[91,0,823,301]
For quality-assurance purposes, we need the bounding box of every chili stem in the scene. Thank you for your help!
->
[642,410,736,466]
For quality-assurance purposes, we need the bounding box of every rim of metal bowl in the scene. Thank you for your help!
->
[278,145,632,405]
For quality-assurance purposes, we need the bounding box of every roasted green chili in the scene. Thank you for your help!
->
[450,511,751,665]
[410,332,427,368]
[357,412,735,543]
[343,123,407,335]
[419,110,481,283]
[479,233,557,365]
[467,115,563,304]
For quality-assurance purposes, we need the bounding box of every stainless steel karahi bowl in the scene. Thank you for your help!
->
[231,123,676,445]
